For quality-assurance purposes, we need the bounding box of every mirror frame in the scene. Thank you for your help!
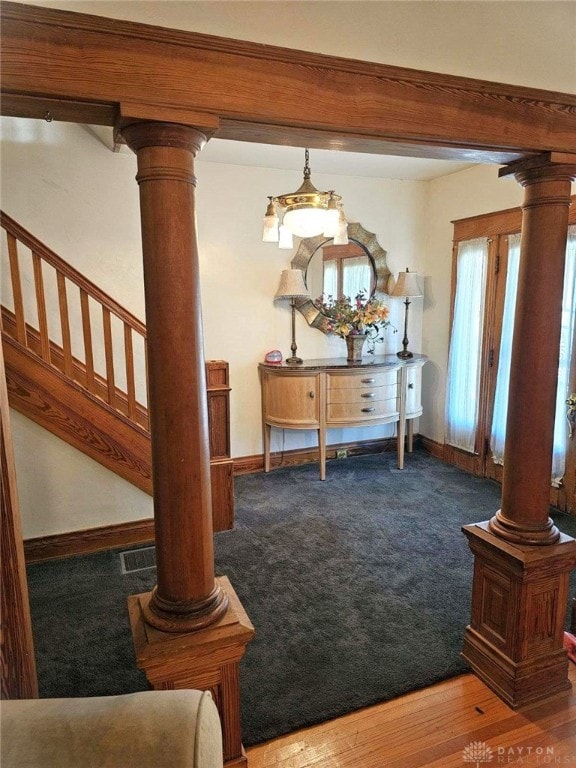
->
[290,222,390,333]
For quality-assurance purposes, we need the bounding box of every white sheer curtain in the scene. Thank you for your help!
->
[323,260,338,298]
[445,238,489,452]
[490,226,576,486]
[552,225,576,485]
[342,256,372,299]
[490,234,521,464]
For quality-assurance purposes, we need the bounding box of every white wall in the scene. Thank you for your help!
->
[10,410,153,538]
[1,117,428,537]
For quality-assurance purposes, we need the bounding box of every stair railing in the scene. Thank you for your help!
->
[1,211,149,430]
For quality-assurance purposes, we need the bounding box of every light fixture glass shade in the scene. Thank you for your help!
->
[278,224,294,249]
[262,197,279,242]
[274,269,310,300]
[323,195,340,237]
[262,215,279,242]
[333,209,349,245]
[391,269,423,297]
[283,207,327,238]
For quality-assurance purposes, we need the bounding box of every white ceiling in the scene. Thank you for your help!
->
[198,141,475,183]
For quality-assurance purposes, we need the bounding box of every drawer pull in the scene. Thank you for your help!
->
[361,406,376,413]
[361,377,375,384]
[361,392,376,399]
[408,383,414,389]
[309,391,315,399]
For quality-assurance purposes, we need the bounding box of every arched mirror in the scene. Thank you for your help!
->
[290,222,390,333]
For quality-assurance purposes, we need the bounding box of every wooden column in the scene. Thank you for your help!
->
[462,153,576,708]
[122,120,253,767]
[122,120,228,633]
[491,157,576,545]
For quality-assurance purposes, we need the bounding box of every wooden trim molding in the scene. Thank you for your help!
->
[233,436,402,475]
[452,194,576,241]
[24,518,156,564]
[1,2,575,161]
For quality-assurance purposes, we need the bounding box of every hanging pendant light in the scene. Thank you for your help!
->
[262,149,343,242]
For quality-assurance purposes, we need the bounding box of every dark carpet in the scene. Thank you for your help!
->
[26,450,576,746]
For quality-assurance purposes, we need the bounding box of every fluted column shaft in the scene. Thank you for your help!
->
[122,121,228,631]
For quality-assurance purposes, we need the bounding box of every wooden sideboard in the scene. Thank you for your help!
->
[259,354,427,479]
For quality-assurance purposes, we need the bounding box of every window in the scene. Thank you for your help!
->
[445,204,576,509]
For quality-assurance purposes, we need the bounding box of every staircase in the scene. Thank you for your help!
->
[0,211,234,558]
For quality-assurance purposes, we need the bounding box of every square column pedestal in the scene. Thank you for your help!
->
[128,577,254,767]
[462,522,576,709]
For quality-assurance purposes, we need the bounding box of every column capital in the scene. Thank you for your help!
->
[121,120,209,155]
[499,152,576,186]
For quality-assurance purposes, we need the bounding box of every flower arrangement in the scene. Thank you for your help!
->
[315,291,392,354]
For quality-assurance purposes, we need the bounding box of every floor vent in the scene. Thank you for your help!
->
[119,546,156,574]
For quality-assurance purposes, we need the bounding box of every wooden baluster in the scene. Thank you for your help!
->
[80,289,95,392]
[7,234,27,345]
[143,334,150,430]
[124,322,137,420]
[32,252,50,363]
[102,307,115,408]
[56,272,73,378]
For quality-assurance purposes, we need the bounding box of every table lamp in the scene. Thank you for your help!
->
[274,269,310,364]
[391,268,423,359]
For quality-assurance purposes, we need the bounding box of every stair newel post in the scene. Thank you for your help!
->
[462,154,576,709]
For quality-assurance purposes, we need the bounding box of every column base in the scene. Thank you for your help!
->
[488,509,560,546]
[128,576,254,768]
[462,522,576,709]
[462,626,571,708]
[143,582,229,633]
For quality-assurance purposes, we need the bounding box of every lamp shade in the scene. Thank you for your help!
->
[391,269,423,298]
[274,269,310,300]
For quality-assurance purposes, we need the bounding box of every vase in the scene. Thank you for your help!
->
[345,333,367,362]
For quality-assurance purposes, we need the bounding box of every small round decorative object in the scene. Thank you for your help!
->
[264,349,283,364]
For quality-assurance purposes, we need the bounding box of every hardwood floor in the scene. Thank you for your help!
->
[246,664,576,767]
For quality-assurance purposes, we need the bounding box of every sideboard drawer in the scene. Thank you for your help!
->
[328,369,397,390]
[327,397,398,422]
[328,383,397,405]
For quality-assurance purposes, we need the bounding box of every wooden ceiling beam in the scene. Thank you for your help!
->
[1,1,575,163]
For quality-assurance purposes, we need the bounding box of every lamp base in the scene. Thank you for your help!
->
[286,355,303,365]
[397,350,413,359]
